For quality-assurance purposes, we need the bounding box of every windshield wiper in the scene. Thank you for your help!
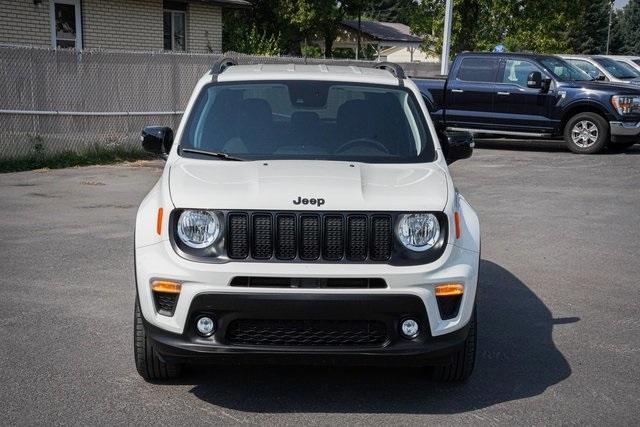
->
[179,147,245,161]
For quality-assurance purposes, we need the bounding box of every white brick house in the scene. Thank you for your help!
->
[0,0,250,53]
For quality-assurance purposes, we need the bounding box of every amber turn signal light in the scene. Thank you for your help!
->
[435,283,464,297]
[156,208,164,235]
[151,280,181,294]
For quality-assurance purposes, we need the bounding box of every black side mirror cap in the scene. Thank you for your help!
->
[595,74,607,81]
[141,126,173,156]
[442,131,474,165]
[527,71,543,89]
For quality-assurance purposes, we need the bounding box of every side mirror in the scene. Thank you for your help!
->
[442,131,474,165]
[141,126,173,156]
[527,71,542,89]
[595,74,607,81]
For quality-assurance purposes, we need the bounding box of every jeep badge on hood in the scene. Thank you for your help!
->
[293,196,325,207]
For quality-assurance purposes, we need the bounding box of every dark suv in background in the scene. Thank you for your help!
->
[414,52,640,154]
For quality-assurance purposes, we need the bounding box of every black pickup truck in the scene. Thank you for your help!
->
[414,52,640,154]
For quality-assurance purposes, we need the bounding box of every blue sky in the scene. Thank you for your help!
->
[615,0,629,8]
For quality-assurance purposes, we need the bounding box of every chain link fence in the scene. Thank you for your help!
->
[0,44,440,160]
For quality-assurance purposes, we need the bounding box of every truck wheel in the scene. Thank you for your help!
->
[564,112,608,154]
[431,308,477,382]
[134,296,182,381]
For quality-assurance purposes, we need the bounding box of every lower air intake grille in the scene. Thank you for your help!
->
[226,319,388,347]
[153,292,178,316]
[230,277,387,289]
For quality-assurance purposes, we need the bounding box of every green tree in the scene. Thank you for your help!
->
[617,0,640,54]
[410,0,568,57]
[565,0,612,54]
[362,0,419,24]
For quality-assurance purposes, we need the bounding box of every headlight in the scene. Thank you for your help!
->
[611,95,640,115]
[396,213,441,251]
[176,210,220,249]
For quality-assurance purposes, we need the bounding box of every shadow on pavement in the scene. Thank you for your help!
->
[475,138,640,154]
[184,260,574,414]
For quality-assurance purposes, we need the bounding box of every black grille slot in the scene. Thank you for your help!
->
[299,215,321,260]
[276,215,296,260]
[370,216,392,261]
[346,215,368,261]
[323,215,344,260]
[225,212,394,263]
[153,292,178,316]
[252,214,273,259]
[230,277,387,289]
[227,213,249,259]
[226,319,387,347]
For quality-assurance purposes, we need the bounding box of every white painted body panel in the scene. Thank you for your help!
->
[135,65,480,340]
[169,158,448,212]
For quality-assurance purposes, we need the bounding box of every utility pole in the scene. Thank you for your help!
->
[440,0,454,75]
[356,6,362,60]
[606,0,614,54]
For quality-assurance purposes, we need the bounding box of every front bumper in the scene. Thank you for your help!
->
[610,121,640,140]
[137,239,479,340]
[144,292,471,366]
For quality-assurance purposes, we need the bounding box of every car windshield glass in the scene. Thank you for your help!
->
[539,57,593,81]
[594,57,640,79]
[181,81,435,163]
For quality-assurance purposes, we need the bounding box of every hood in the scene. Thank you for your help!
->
[563,80,640,93]
[169,159,448,212]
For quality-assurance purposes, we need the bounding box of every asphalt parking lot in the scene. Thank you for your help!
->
[1,141,639,425]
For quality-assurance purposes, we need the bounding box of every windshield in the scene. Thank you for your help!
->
[181,81,435,163]
[539,57,594,81]
[595,57,640,79]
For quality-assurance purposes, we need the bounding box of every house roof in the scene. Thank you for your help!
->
[341,20,423,44]
[201,0,252,8]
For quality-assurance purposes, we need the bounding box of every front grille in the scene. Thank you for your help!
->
[230,277,387,289]
[226,212,393,262]
[226,319,388,347]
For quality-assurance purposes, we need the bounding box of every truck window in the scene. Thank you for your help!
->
[593,57,640,79]
[566,59,602,79]
[457,58,499,83]
[501,59,541,87]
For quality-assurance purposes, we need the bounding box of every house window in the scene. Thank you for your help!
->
[163,2,187,51]
[50,0,82,49]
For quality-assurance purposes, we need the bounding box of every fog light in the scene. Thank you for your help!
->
[400,318,420,339]
[196,316,216,337]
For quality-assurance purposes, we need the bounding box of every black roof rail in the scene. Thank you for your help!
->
[209,54,407,83]
[373,62,406,80]
[210,56,238,80]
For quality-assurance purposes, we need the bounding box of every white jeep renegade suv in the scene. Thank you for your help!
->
[134,59,480,382]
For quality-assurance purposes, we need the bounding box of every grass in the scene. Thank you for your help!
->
[0,144,156,173]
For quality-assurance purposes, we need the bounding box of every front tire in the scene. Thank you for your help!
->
[431,308,477,382]
[134,296,182,381]
[563,112,608,154]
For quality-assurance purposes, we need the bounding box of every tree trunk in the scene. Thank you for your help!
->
[324,34,334,58]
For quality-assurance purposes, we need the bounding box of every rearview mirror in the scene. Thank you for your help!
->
[527,71,542,89]
[442,131,474,165]
[141,126,173,156]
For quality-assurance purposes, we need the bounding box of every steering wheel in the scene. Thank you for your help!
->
[335,138,390,155]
